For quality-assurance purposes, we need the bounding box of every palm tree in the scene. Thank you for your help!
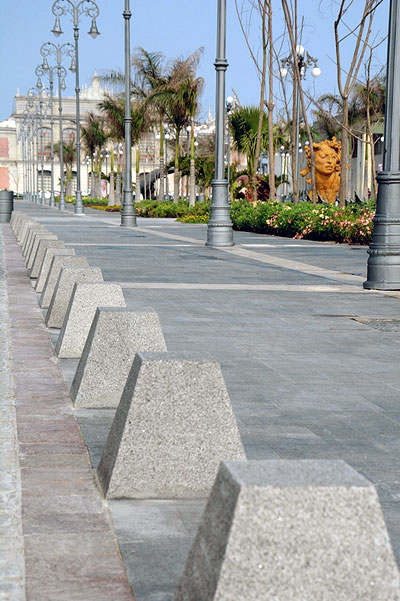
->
[53,138,76,197]
[133,48,168,201]
[81,112,108,199]
[98,95,124,204]
[180,70,203,206]
[146,49,203,202]
[229,106,269,201]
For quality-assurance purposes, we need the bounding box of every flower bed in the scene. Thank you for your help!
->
[230,200,375,245]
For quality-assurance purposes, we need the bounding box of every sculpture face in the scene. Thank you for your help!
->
[314,148,337,175]
[300,137,341,204]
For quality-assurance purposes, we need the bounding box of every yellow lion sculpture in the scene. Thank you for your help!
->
[300,137,341,204]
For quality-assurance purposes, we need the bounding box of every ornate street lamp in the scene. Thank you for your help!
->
[121,0,136,226]
[206,0,234,246]
[40,41,74,210]
[364,0,400,289]
[28,86,46,204]
[51,0,100,215]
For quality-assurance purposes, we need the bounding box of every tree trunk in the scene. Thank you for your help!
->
[267,0,275,202]
[174,135,180,202]
[339,96,349,207]
[115,171,122,206]
[254,0,268,204]
[97,174,103,200]
[291,79,299,204]
[108,172,115,206]
[189,158,196,206]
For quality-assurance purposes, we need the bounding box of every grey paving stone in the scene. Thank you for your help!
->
[45,265,101,327]
[174,460,400,601]
[13,201,400,595]
[35,248,75,293]
[97,352,246,499]
[71,308,167,408]
[55,282,126,358]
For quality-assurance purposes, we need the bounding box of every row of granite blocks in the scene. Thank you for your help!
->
[10,210,400,600]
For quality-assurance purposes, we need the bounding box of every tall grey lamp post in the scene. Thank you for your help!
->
[51,0,100,216]
[28,87,45,204]
[206,0,234,246]
[41,42,74,211]
[365,0,400,289]
[121,0,137,227]
[36,61,55,206]
[27,93,40,202]
[22,112,32,202]
[34,66,52,205]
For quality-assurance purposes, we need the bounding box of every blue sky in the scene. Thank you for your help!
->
[0,0,390,122]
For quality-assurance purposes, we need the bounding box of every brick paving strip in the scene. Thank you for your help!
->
[0,227,25,600]
[2,224,134,601]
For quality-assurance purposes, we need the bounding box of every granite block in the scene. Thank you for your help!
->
[27,233,57,270]
[35,248,75,293]
[45,265,100,329]
[55,282,126,358]
[97,352,246,499]
[71,308,167,408]
[174,460,400,601]
[40,255,89,310]
[30,239,65,279]
[17,218,37,245]
[10,210,22,231]
[23,226,47,258]
[14,213,30,239]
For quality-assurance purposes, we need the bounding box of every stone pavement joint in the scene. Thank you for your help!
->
[2,223,134,601]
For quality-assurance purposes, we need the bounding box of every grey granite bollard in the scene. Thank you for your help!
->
[97,353,246,499]
[27,233,57,270]
[35,248,75,293]
[55,282,126,358]
[45,266,103,328]
[10,210,22,231]
[23,226,46,258]
[40,255,88,309]
[30,239,65,279]
[24,229,51,263]
[71,308,167,408]
[174,460,400,601]
[18,219,37,246]
[14,213,29,238]
[13,213,28,239]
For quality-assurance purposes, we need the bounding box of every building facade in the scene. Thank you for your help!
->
[0,74,109,196]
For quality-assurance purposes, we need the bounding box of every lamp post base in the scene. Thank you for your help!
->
[74,190,85,215]
[121,191,137,227]
[364,171,400,290]
[206,179,234,247]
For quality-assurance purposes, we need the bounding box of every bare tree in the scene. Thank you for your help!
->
[333,0,384,206]
[235,0,274,201]
[281,0,317,203]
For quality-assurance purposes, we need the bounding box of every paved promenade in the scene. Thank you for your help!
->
[2,199,400,600]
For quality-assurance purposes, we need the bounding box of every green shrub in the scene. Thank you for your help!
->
[230,200,375,244]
